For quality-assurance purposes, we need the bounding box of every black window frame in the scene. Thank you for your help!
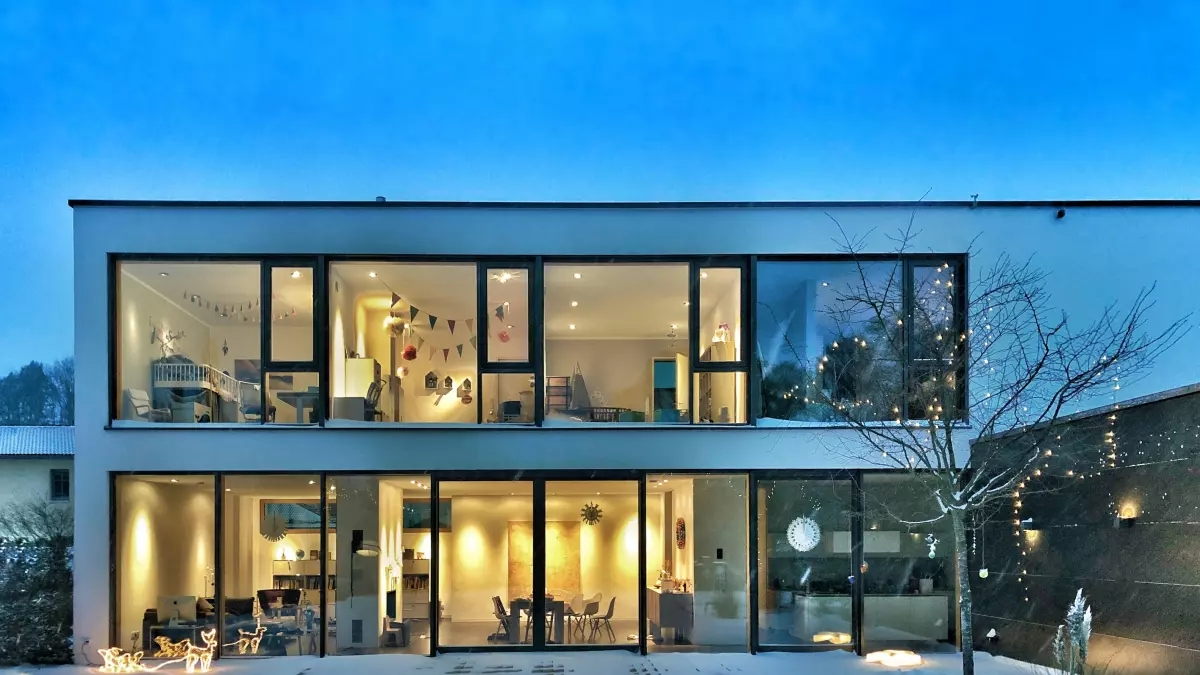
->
[49,468,70,502]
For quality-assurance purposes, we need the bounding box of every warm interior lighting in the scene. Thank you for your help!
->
[290,270,301,278]
[1119,504,1138,519]
[570,301,578,307]
[813,631,852,645]
[865,649,922,667]
[569,324,576,330]
[573,272,582,279]
[368,271,377,278]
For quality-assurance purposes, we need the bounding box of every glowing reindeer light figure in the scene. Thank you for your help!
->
[229,617,266,655]
[98,647,145,673]
[184,630,217,673]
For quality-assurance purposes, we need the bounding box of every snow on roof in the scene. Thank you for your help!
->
[0,426,74,457]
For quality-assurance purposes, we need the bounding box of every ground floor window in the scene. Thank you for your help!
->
[108,470,958,658]
[114,474,217,659]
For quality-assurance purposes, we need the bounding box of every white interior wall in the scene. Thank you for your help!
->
[117,272,213,417]
[363,308,477,423]
[546,339,686,413]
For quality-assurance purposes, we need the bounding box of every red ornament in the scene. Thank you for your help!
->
[498,330,511,343]
[402,344,417,361]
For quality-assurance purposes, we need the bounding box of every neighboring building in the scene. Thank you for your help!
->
[0,426,75,528]
[69,200,1200,661]
[972,383,1200,675]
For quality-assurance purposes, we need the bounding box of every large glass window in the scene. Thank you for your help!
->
[327,262,478,424]
[269,265,315,363]
[326,475,434,655]
[861,473,956,653]
[909,262,963,420]
[645,474,749,652]
[756,261,905,424]
[114,475,216,660]
[436,480,534,647]
[221,474,321,657]
[544,481,642,647]
[544,263,690,424]
[698,268,742,362]
[115,262,263,424]
[757,478,855,648]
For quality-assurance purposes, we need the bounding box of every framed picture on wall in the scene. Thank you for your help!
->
[261,500,336,532]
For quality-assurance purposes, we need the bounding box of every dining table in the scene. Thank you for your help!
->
[507,597,566,644]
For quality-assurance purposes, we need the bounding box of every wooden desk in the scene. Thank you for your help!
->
[646,588,692,643]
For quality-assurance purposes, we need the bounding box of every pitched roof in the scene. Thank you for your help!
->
[0,426,74,457]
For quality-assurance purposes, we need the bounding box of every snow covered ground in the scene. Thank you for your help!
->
[1,651,1042,675]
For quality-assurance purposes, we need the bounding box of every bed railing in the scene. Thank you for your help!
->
[152,361,252,405]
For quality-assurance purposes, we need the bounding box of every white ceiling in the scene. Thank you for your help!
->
[544,264,735,340]
[122,262,314,327]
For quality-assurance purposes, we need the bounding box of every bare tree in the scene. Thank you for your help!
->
[757,216,1188,675]
[0,498,74,544]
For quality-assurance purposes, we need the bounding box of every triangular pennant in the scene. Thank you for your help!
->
[429,315,438,329]
[456,344,464,357]
[442,348,450,362]
[447,319,456,334]
[427,346,435,361]
[465,318,475,333]
[410,306,420,321]
[470,335,478,350]
[391,292,402,307]
[495,304,505,320]
[416,336,425,351]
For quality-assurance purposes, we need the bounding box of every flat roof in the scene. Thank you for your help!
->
[68,199,1200,209]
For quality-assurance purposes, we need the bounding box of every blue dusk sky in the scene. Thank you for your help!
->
[1,2,1199,373]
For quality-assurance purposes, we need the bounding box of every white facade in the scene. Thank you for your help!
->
[71,201,1200,656]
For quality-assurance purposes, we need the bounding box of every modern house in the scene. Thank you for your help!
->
[0,426,75,533]
[69,199,1200,662]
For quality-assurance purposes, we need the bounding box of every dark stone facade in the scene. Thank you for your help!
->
[969,388,1200,675]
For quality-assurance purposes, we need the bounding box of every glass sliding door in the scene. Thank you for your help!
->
[221,474,320,657]
[326,474,434,655]
[645,474,749,652]
[543,480,641,648]
[861,473,957,653]
[436,480,534,648]
[114,475,216,660]
[757,478,855,648]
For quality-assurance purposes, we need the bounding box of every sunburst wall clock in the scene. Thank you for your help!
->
[580,502,603,525]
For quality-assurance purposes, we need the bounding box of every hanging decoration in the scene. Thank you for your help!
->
[462,378,472,392]
[447,319,456,334]
[580,502,604,526]
[675,517,687,549]
[498,330,511,343]
[221,339,229,356]
[786,516,822,552]
[442,348,450,361]
[461,393,473,405]
[456,344,464,357]
[424,372,438,389]
[403,345,418,361]
[925,533,939,559]
[260,512,288,542]
[443,375,454,389]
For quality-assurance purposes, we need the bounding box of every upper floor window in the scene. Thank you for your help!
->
[115,260,317,425]
[50,468,70,501]
[755,258,963,425]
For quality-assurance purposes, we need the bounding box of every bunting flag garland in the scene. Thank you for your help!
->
[429,315,438,329]
[391,292,402,307]
[495,304,506,320]
[410,306,421,321]
[427,346,435,361]
[456,344,464,357]
[469,335,478,350]
[447,319,456,334]
[416,336,425,351]
[442,348,450,362]
[465,318,475,333]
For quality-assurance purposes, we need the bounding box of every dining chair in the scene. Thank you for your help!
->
[490,596,510,641]
[578,595,601,641]
[564,594,584,639]
[589,597,617,643]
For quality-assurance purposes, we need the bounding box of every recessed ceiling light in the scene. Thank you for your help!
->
[160,272,169,277]
[569,324,576,330]
[670,324,678,329]
[225,488,231,492]
[308,480,316,485]
[291,270,302,278]
[506,324,514,329]
[570,301,578,307]
[682,301,690,306]
[700,272,708,279]
[170,479,178,483]
[369,271,377,278]
[573,273,582,279]
[821,281,829,287]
